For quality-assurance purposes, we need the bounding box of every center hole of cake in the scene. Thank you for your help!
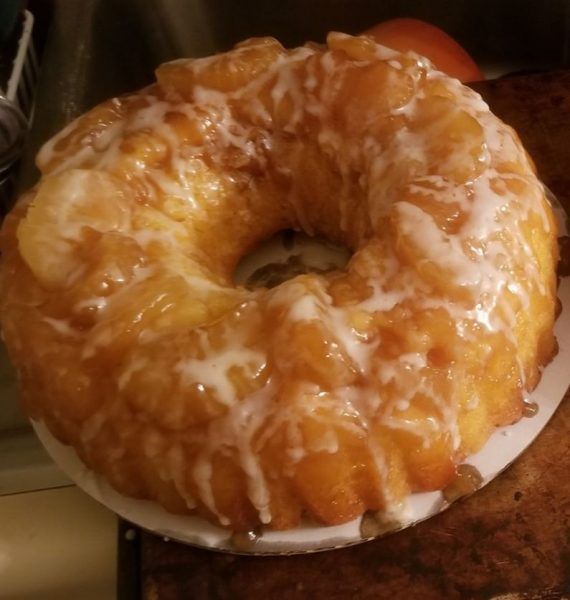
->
[234,229,351,290]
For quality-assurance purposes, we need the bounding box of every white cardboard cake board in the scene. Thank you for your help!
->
[33,192,570,555]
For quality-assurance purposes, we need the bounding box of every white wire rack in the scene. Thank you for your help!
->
[0,10,39,215]
[5,9,39,119]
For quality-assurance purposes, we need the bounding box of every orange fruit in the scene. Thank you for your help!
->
[363,18,484,83]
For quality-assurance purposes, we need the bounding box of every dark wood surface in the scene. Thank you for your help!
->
[119,70,570,600]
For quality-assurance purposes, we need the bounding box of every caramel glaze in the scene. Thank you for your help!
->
[442,464,484,504]
[0,33,559,531]
[522,401,539,418]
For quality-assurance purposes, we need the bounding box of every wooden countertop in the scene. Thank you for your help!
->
[119,70,570,600]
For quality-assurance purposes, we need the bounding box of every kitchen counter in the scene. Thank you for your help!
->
[0,486,117,599]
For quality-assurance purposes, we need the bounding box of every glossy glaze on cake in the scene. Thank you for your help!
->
[0,33,558,531]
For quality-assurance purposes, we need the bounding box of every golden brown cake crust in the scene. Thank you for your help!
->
[0,33,558,531]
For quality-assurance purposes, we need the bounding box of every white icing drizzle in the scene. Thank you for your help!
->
[396,201,484,287]
[42,317,80,338]
[176,346,266,407]
[192,455,228,525]
[26,33,556,528]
